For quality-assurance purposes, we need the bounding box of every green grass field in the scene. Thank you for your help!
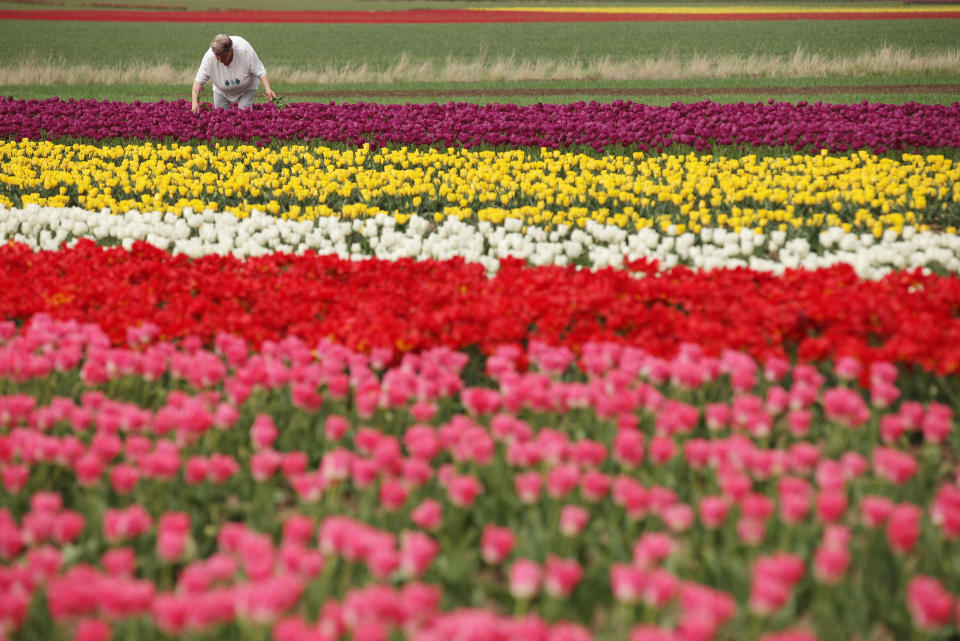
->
[0,5,957,105]
[3,18,957,70]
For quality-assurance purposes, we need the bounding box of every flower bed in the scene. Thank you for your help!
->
[1,314,959,641]
[3,141,956,235]
[3,97,960,152]
[2,240,960,374]
[4,98,960,641]
[7,205,960,277]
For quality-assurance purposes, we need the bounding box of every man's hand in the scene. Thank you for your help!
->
[265,88,278,102]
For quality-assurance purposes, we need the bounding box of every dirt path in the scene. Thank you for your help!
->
[285,84,960,99]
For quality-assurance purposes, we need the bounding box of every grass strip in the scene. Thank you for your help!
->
[0,19,957,71]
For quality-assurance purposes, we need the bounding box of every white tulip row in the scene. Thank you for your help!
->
[3,204,959,279]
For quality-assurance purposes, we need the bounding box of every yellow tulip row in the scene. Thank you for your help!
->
[1,140,958,236]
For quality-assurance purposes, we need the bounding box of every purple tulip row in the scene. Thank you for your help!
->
[1,97,958,153]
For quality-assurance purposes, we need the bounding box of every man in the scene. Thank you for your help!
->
[191,34,277,114]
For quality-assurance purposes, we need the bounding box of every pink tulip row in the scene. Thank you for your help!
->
[1,313,959,640]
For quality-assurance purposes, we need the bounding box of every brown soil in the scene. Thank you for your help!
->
[286,84,960,98]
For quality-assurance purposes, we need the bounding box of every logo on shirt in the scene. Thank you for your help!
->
[225,78,241,86]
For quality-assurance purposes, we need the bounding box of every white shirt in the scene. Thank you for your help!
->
[194,36,267,100]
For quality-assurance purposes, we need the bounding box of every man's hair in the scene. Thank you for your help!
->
[210,34,233,56]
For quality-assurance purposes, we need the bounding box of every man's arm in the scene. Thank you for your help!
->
[191,81,205,114]
[259,73,277,102]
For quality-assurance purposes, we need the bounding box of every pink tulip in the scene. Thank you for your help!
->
[324,414,350,441]
[350,457,379,489]
[514,471,543,504]
[250,449,283,482]
[1,464,29,492]
[749,573,792,616]
[74,618,112,641]
[213,402,240,430]
[840,451,868,479]
[104,505,152,542]
[932,484,960,539]
[509,559,542,600]
[30,491,63,514]
[545,464,580,499]
[737,518,766,545]
[834,356,863,380]
[74,453,104,486]
[379,478,409,512]
[788,443,821,473]
[544,556,583,598]
[580,469,611,501]
[643,569,680,608]
[873,447,918,485]
[633,532,676,569]
[718,469,752,500]
[611,563,648,603]
[52,510,85,544]
[320,448,352,484]
[152,594,189,634]
[648,436,677,465]
[813,545,851,584]
[183,457,209,486]
[880,414,907,444]
[239,532,276,581]
[399,531,438,578]
[740,493,775,522]
[698,496,730,529]
[410,499,443,531]
[815,460,846,492]
[787,409,812,437]
[655,400,699,436]
[871,380,900,408]
[922,403,953,444]
[613,476,650,519]
[559,505,590,537]
[208,453,239,483]
[662,503,695,533]
[447,474,483,508]
[705,403,731,432]
[281,451,308,477]
[613,429,645,468]
[101,547,136,577]
[887,504,922,554]
[481,524,515,564]
[815,491,848,523]
[766,386,789,414]
[907,575,955,630]
[461,387,502,415]
[140,442,180,481]
[764,356,790,382]
[409,400,437,423]
[900,401,926,430]
[281,514,315,547]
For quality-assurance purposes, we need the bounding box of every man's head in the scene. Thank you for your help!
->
[211,34,233,65]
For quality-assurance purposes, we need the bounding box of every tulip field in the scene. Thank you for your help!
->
[4,5,960,641]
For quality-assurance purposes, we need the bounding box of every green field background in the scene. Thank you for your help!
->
[0,3,958,104]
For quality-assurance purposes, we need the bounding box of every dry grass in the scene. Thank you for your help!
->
[3,45,959,86]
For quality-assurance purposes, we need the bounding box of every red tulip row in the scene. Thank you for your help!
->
[3,240,960,376]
